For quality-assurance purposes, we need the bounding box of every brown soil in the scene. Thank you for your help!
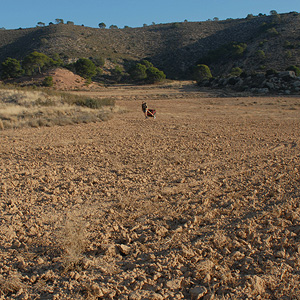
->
[1,82,300,299]
[7,68,98,90]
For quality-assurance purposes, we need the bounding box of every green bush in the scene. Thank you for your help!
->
[74,58,97,79]
[111,65,124,82]
[42,76,54,87]
[128,60,165,83]
[128,63,147,81]
[197,42,247,65]
[22,51,55,75]
[230,67,243,76]
[146,66,166,83]
[141,60,154,68]
[267,27,279,36]
[256,50,266,60]
[193,64,212,83]
[1,57,24,79]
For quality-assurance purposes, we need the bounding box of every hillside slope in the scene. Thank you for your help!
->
[0,12,300,78]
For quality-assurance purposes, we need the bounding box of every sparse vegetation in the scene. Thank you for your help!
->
[230,67,243,76]
[267,27,279,36]
[197,42,247,67]
[0,12,300,80]
[193,64,212,83]
[256,49,266,60]
[0,87,116,130]
[42,76,53,87]
[58,212,88,272]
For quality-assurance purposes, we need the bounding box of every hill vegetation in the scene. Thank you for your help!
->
[0,11,300,80]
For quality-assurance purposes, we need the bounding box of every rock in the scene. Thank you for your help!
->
[278,71,296,79]
[118,244,131,255]
[190,286,208,299]
[105,244,118,256]
[292,81,300,87]
[156,226,168,237]
[257,88,269,94]
[90,283,104,297]
[265,82,275,90]
[165,277,183,290]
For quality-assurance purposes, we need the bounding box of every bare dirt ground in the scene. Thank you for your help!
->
[1,82,300,299]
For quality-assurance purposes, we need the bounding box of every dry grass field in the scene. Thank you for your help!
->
[0,86,116,130]
[0,82,300,299]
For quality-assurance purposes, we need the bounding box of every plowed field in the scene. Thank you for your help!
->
[1,83,300,299]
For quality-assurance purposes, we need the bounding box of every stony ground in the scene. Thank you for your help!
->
[1,83,300,299]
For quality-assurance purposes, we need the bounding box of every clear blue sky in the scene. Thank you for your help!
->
[1,0,299,29]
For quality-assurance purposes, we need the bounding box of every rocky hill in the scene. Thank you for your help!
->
[0,12,300,79]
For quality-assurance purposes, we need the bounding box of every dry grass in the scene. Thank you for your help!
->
[57,211,88,272]
[0,88,117,130]
[0,273,25,297]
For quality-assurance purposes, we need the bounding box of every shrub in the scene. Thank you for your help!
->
[267,27,279,36]
[128,60,165,83]
[146,66,166,83]
[58,213,87,272]
[230,67,243,76]
[232,43,247,56]
[74,58,97,79]
[22,51,55,75]
[256,50,266,60]
[286,65,300,76]
[1,57,24,79]
[42,76,53,87]
[193,64,212,83]
[74,97,115,109]
[129,63,147,81]
[98,22,106,29]
[92,57,105,67]
[198,42,247,65]
[111,65,124,82]
[141,60,154,68]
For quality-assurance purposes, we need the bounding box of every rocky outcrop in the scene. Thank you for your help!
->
[201,71,300,94]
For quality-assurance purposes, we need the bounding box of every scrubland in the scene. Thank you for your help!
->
[0,82,300,299]
[0,87,116,130]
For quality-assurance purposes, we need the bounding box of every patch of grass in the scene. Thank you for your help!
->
[0,273,24,297]
[57,212,88,272]
[73,97,115,109]
[0,87,116,130]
